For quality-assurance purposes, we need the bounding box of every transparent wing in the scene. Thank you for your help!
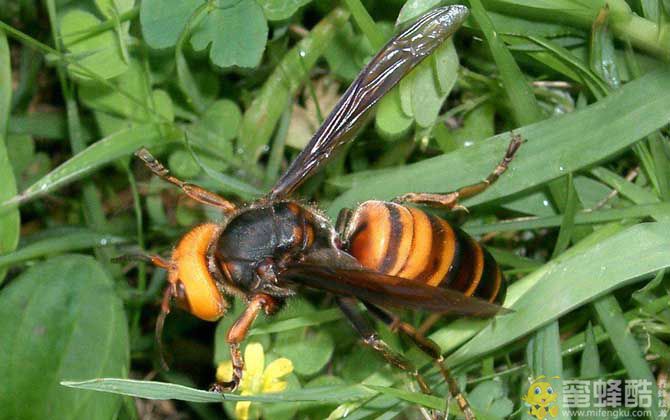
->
[269,5,469,199]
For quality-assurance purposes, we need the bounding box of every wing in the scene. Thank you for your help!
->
[269,6,469,199]
[280,250,507,317]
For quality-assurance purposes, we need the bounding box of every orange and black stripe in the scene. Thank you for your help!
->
[346,200,505,304]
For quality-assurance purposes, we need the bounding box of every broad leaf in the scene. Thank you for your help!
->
[140,0,203,49]
[0,255,129,420]
[190,0,268,69]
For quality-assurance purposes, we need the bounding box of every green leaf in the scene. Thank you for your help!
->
[0,228,128,269]
[0,124,176,211]
[323,22,376,82]
[190,0,268,69]
[468,381,514,419]
[61,378,376,403]
[396,0,443,24]
[248,308,342,336]
[365,384,445,410]
[465,202,670,235]
[328,69,670,216]
[480,0,670,60]
[524,322,565,420]
[0,30,19,283]
[6,134,34,179]
[189,99,240,158]
[79,60,173,127]
[95,0,135,20]
[410,39,459,127]
[375,88,413,139]
[590,167,659,205]
[580,322,600,378]
[60,9,128,80]
[258,0,311,21]
[446,222,670,366]
[140,0,203,49]
[592,294,661,417]
[168,149,201,179]
[590,7,620,89]
[0,255,129,420]
[435,102,495,152]
[274,329,335,376]
[297,375,346,418]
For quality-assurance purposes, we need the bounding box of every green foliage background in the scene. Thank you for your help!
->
[0,0,670,419]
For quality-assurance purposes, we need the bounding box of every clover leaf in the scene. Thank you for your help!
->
[140,0,203,49]
[190,0,268,69]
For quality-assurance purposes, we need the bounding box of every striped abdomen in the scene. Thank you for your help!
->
[344,200,505,304]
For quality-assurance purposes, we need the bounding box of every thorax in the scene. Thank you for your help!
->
[216,201,337,292]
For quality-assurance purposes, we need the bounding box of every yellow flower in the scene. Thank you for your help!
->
[216,342,294,420]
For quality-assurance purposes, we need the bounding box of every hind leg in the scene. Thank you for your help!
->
[363,302,476,420]
[394,134,523,212]
[336,297,440,419]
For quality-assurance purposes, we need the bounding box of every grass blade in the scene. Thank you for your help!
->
[0,124,176,212]
[0,229,128,269]
[592,295,660,418]
[61,378,376,403]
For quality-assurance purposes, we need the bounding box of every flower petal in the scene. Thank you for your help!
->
[244,342,265,379]
[263,380,288,393]
[216,361,233,383]
[264,358,294,380]
[235,401,251,420]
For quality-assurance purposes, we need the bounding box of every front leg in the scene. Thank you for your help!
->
[210,293,278,392]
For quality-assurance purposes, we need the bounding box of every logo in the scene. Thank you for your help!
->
[522,376,560,420]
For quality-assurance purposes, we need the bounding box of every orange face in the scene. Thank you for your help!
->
[169,223,227,321]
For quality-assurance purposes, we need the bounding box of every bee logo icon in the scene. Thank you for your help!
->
[522,376,560,420]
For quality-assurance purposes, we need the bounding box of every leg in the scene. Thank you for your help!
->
[210,294,278,392]
[395,134,523,211]
[136,148,237,214]
[336,297,433,397]
[363,302,476,420]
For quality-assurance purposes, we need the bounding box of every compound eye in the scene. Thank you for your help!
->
[534,386,541,395]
